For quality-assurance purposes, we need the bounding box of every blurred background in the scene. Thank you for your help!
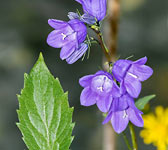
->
[0,0,168,149]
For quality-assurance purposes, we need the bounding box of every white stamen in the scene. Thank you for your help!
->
[61,33,67,40]
[128,72,138,79]
[97,86,103,92]
[123,110,128,119]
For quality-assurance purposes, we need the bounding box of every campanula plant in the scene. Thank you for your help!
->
[17,0,156,150]
[45,0,154,149]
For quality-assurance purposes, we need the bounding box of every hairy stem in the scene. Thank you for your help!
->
[129,123,138,150]
[91,27,112,62]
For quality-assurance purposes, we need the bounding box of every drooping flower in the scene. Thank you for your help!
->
[112,57,153,98]
[140,106,168,150]
[79,70,120,113]
[103,92,143,133]
[47,19,87,64]
[75,0,107,21]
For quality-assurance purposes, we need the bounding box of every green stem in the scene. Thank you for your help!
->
[90,26,112,62]
[129,123,138,150]
[122,132,132,150]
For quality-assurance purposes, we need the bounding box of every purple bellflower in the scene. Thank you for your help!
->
[79,71,120,113]
[75,0,107,21]
[112,57,153,98]
[47,19,88,64]
[103,91,143,134]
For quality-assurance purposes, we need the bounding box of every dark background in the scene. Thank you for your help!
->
[0,0,168,149]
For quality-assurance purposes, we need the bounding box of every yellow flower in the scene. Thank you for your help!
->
[140,106,168,150]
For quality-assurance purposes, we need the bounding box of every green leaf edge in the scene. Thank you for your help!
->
[135,94,156,110]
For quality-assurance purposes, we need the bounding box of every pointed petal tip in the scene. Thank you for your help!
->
[111,111,129,134]
[102,112,112,125]
[134,56,148,65]
[113,123,126,134]
[48,19,55,25]
[75,0,83,4]
[115,129,122,134]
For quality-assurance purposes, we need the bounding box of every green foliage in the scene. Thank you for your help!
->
[17,53,74,150]
[135,94,156,110]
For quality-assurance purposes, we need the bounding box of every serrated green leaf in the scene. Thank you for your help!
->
[135,94,156,110]
[17,53,74,150]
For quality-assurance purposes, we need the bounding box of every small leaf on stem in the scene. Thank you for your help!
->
[135,94,156,110]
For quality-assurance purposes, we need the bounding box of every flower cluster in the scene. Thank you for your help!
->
[47,0,107,64]
[47,0,154,135]
[79,57,153,133]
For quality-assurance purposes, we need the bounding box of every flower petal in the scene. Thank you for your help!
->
[47,30,66,48]
[60,33,77,60]
[111,110,129,133]
[80,13,96,24]
[112,59,132,82]
[66,43,88,64]
[102,111,112,124]
[127,107,144,127]
[76,0,107,21]
[124,73,141,98]
[60,44,76,60]
[79,74,94,87]
[75,0,83,4]
[90,0,107,21]
[133,56,147,65]
[48,19,73,33]
[96,95,113,113]
[120,81,126,95]
[129,64,153,82]
[111,96,128,111]
[127,95,136,108]
[67,12,80,20]
[111,82,121,98]
[80,87,97,106]
[68,19,87,44]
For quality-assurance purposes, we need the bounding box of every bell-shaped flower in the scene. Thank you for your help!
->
[103,92,143,134]
[112,57,153,98]
[75,0,107,21]
[47,19,87,64]
[79,71,120,113]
